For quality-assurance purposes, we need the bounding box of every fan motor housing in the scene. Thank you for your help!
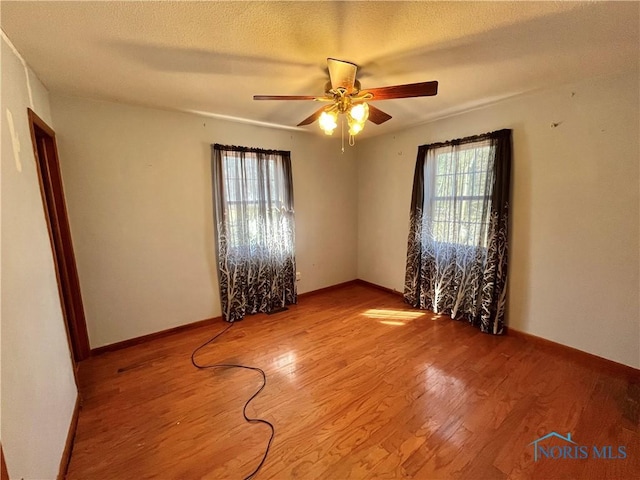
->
[325,80,361,97]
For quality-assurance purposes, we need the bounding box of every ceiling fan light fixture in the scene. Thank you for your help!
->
[254,59,437,146]
[349,102,369,123]
[319,110,338,135]
[347,102,368,136]
[348,121,364,136]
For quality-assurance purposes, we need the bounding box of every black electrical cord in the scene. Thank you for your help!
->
[190,322,275,480]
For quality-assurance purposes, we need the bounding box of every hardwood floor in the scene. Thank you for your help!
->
[67,283,639,479]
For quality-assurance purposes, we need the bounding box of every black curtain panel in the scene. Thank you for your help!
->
[212,144,296,322]
[404,129,512,334]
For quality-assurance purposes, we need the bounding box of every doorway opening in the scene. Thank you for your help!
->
[28,108,90,362]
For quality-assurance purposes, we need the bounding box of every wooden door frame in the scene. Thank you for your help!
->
[1,444,8,480]
[27,108,90,362]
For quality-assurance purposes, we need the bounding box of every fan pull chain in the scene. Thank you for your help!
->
[349,134,355,147]
[341,117,345,153]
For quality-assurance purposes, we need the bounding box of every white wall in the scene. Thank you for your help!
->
[49,95,358,348]
[1,34,78,479]
[44,68,639,370]
[357,71,640,369]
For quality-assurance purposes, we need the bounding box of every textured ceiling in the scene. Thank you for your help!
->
[2,1,638,138]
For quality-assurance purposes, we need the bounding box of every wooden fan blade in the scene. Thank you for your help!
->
[327,58,357,93]
[297,106,327,126]
[254,95,319,100]
[367,104,393,125]
[362,81,438,100]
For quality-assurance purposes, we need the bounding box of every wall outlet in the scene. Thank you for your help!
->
[295,271,301,281]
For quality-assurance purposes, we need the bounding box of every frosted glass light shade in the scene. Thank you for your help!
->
[349,103,369,123]
[319,110,338,135]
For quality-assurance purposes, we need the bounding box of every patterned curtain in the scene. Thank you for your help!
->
[404,129,511,334]
[212,144,296,322]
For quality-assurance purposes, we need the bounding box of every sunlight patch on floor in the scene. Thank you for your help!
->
[422,364,467,407]
[272,351,297,378]
[363,308,426,326]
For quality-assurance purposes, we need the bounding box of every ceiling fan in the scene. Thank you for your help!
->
[254,58,438,139]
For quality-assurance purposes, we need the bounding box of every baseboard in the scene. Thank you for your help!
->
[296,279,360,299]
[353,278,404,297]
[87,279,638,382]
[355,279,639,380]
[57,393,81,480]
[0,390,82,480]
[91,282,361,355]
[507,327,639,381]
[91,316,222,356]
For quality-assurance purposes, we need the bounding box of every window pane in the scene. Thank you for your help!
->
[221,153,289,250]
[428,144,492,247]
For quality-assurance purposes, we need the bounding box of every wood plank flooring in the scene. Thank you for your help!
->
[67,283,639,479]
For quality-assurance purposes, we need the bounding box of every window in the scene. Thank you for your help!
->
[426,140,492,247]
[405,129,512,334]
[221,150,288,250]
[212,144,296,321]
